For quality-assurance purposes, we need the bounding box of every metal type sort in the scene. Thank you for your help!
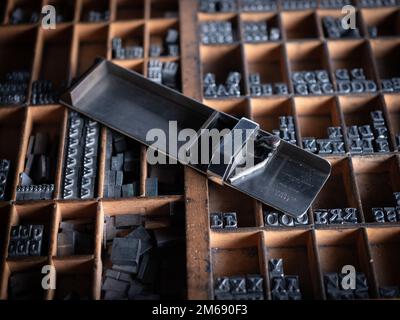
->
[149,28,179,58]
[243,21,281,42]
[201,21,234,44]
[0,70,30,106]
[314,208,359,225]
[214,274,265,300]
[324,272,369,299]
[281,0,317,10]
[292,70,334,95]
[345,110,390,154]
[241,0,278,11]
[372,194,400,223]
[335,68,377,94]
[104,130,142,199]
[379,286,400,298]
[148,59,179,91]
[62,112,100,200]
[264,210,309,227]
[85,10,110,22]
[203,72,242,97]
[249,73,288,96]
[102,216,185,300]
[16,132,55,200]
[31,80,66,105]
[9,7,39,25]
[302,127,345,155]
[199,0,237,12]
[0,159,10,200]
[270,116,297,145]
[210,212,237,229]
[323,16,361,39]
[269,259,302,300]
[381,78,400,93]
[359,0,400,7]
[8,224,44,257]
[319,0,353,8]
[57,219,94,256]
[112,37,143,60]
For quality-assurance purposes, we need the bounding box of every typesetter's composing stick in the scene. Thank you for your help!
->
[61,59,331,218]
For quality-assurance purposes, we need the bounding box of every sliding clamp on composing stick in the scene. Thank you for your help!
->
[61,59,331,218]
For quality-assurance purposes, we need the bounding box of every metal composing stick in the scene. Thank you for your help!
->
[61,59,331,217]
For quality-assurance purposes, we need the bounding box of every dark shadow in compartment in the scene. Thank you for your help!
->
[110,22,145,60]
[8,203,55,259]
[45,0,76,23]
[4,261,47,300]
[315,228,376,298]
[148,19,180,57]
[76,25,108,77]
[200,44,246,96]
[204,99,251,118]
[366,227,400,295]
[244,43,290,86]
[251,97,296,133]
[362,8,400,37]
[79,0,109,22]
[114,60,144,75]
[318,9,364,39]
[104,130,142,199]
[295,96,341,139]
[282,11,319,40]
[56,202,97,257]
[0,25,37,77]
[150,0,179,19]
[0,1,6,23]
[53,258,94,300]
[101,198,186,300]
[0,108,26,200]
[35,25,73,88]
[384,94,400,139]
[241,12,281,42]
[148,164,184,195]
[209,181,257,228]
[312,157,360,211]
[210,232,263,277]
[7,0,42,25]
[352,156,400,223]
[371,39,400,79]
[156,239,187,299]
[287,41,330,72]
[116,0,145,20]
[265,229,322,299]
[328,40,378,83]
